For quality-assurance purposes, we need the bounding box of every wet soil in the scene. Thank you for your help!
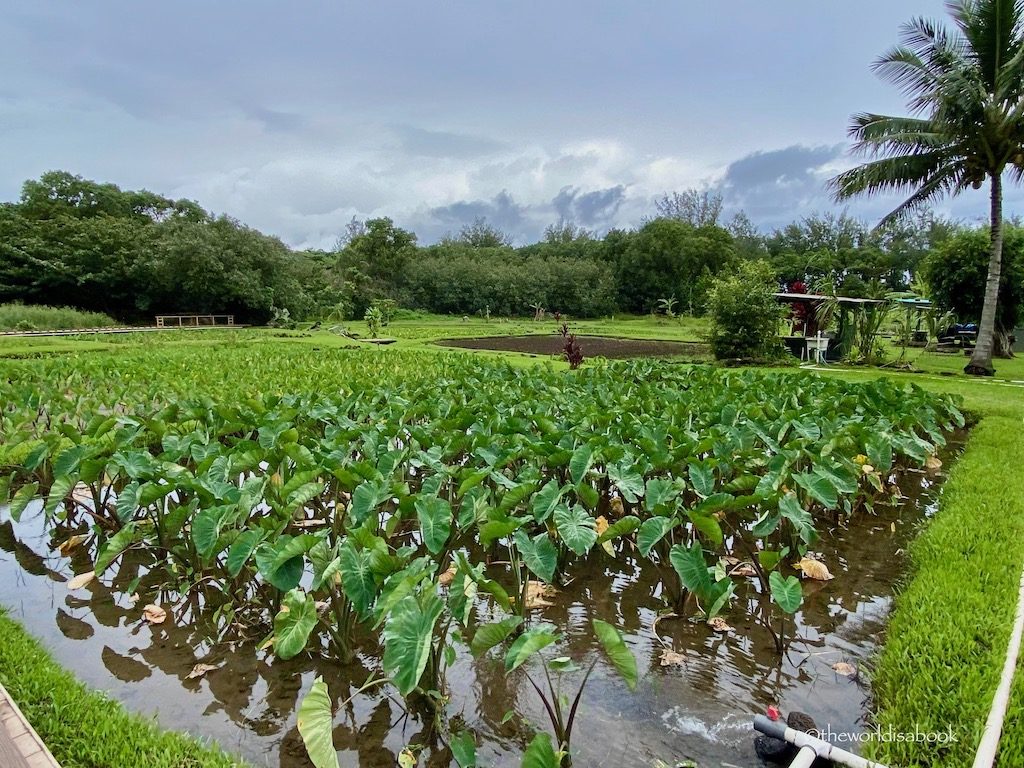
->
[435,335,710,359]
[0,446,960,768]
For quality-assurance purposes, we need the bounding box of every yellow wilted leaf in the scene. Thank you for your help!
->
[59,534,90,555]
[861,464,875,475]
[398,748,417,768]
[795,557,834,581]
[142,604,168,624]
[595,515,610,537]
[854,454,868,465]
[67,570,95,590]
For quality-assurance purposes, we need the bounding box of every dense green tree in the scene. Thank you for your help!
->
[831,0,1024,375]
[922,226,1024,355]
[615,218,736,314]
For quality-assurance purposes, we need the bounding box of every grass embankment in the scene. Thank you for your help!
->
[815,363,1024,767]
[0,611,248,768]
[0,303,116,332]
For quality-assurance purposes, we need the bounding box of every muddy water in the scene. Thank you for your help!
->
[0,451,958,768]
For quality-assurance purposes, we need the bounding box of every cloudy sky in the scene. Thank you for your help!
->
[0,1,1011,247]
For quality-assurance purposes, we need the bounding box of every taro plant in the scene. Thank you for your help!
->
[469,618,639,768]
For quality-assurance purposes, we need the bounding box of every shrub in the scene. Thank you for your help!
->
[0,302,116,331]
[707,261,784,360]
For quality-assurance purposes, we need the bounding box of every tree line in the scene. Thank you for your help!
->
[0,171,1019,340]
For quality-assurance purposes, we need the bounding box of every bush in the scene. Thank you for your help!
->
[0,302,116,331]
[707,261,784,360]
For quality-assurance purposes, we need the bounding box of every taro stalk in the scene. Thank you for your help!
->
[469,619,639,767]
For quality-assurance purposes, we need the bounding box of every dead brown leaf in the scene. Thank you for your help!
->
[796,557,834,581]
[142,604,168,625]
[438,565,457,587]
[523,580,557,609]
[926,455,942,472]
[707,616,733,633]
[609,497,625,518]
[67,570,95,590]
[187,663,220,680]
[832,661,858,678]
[659,649,686,666]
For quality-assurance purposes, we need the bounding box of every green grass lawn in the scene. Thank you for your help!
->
[0,316,1022,766]
[0,610,247,768]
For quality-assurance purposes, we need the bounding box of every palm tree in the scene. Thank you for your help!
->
[831,0,1024,375]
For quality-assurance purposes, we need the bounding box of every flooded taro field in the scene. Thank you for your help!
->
[0,440,959,768]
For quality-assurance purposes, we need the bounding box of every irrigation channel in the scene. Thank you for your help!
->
[0,439,961,768]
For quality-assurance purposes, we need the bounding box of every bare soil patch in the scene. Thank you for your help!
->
[435,334,710,359]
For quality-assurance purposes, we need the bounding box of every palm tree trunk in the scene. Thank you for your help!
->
[965,172,1004,376]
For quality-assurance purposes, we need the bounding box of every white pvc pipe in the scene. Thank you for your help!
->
[789,745,818,768]
[972,565,1024,768]
[753,716,889,768]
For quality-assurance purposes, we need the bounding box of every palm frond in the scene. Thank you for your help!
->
[831,155,965,223]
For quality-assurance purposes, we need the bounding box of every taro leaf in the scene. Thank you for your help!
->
[752,509,781,537]
[521,733,562,768]
[553,504,597,556]
[592,619,638,691]
[94,523,137,576]
[227,529,264,577]
[569,444,594,485]
[757,548,785,572]
[669,542,712,599]
[769,571,803,614]
[867,433,894,473]
[637,516,677,557]
[778,492,816,545]
[513,530,557,583]
[382,592,445,696]
[349,481,381,527]
[505,625,559,672]
[255,538,307,593]
[793,470,838,509]
[479,518,523,547]
[498,481,538,514]
[297,676,340,768]
[450,730,477,768]
[274,588,318,660]
[338,540,377,614]
[115,481,140,523]
[688,462,715,499]
[705,578,735,619]
[24,442,50,472]
[531,479,563,523]
[596,515,641,544]
[686,511,723,547]
[644,477,679,512]
[574,481,600,510]
[52,445,88,479]
[192,505,229,559]
[45,475,75,516]
[415,496,452,555]
[470,616,523,657]
[815,464,858,495]
[608,463,645,504]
